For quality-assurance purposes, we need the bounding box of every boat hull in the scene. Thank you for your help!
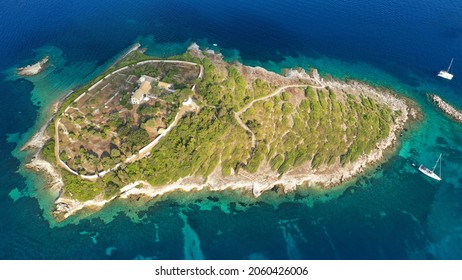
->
[438,70,453,80]
[418,164,442,181]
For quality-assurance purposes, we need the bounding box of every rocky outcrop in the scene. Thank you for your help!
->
[187,43,205,59]
[53,196,115,221]
[21,123,50,151]
[17,56,49,76]
[25,158,63,191]
[429,94,462,124]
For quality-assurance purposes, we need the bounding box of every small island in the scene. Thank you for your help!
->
[429,94,462,124]
[17,56,49,76]
[23,44,415,220]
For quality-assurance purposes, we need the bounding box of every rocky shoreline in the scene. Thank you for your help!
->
[49,80,413,221]
[23,46,416,221]
[17,56,49,76]
[118,79,413,200]
[25,158,63,191]
[429,94,462,124]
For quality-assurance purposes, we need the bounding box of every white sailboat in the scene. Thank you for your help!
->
[418,154,442,181]
[437,58,454,80]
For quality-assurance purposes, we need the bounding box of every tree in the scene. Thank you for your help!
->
[110,148,121,158]
[126,128,150,149]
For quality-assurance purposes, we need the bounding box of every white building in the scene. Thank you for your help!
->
[130,75,156,105]
[131,80,152,104]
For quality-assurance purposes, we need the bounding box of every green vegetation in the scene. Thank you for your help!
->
[57,50,160,116]
[40,140,55,163]
[242,86,393,174]
[116,51,152,68]
[62,172,105,201]
[57,53,201,174]
[197,60,274,111]
[44,49,401,202]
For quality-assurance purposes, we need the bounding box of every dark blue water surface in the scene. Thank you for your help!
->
[0,0,462,259]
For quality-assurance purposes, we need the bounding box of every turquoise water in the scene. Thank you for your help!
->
[0,0,461,259]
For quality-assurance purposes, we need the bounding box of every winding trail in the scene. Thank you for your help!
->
[234,84,325,150]
[54,56,320,180]
[136,60,204,79]
[125,105,191,164]
[54,59,203,180]
[55,118,79,176]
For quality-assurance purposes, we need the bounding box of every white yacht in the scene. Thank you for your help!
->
[438,58,454,80]
[418,154,442,181]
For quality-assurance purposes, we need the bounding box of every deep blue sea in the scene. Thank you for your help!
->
[1,0,462,259]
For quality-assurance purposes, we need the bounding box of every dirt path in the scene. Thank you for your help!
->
[126,105,189,163]
[53,59,315,180]
[54,59,203,180]
[54,118,79,176]
[54,104,190,180]
[234,84,324,150]
[135,60,203,79]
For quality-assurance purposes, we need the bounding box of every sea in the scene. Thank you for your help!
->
[0,0,461,259]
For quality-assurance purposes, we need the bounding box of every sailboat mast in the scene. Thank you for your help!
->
[439,154,441,178]
[448,58,454,72]
[439,156,442,178]
[432,154,442,173]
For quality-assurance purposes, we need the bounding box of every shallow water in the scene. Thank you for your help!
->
[0,0,461,259]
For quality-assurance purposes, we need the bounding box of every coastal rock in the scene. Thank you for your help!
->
[17,56,49,76]
[53,195,115,220]
[20,123,50,151]
[284,68,309,79]
[284,68,324,86]
[25,158,63,191]
[429,94,462,124]
[187,43,205,59]
[55,202,71,212]
[310,68,322,84]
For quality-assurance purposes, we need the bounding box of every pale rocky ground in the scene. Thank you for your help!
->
[17,56,49,76]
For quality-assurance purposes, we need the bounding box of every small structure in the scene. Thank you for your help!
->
[140,75,156,84]
[131,75,156,104]
[126,75,138,84]
[158,81,174,92]
[182,97,200,111]
[131,81,152,104]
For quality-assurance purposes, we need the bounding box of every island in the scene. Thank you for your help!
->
[429,94,462,124]
[17,56,49,76]
[23,44,415,221]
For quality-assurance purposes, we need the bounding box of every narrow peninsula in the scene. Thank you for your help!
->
[23,44,415,220]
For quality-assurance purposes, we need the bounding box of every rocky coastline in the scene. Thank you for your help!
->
[23,46,417,221]
[429,94,462,124]
[50,79,412,221]
[117,79,413,201]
